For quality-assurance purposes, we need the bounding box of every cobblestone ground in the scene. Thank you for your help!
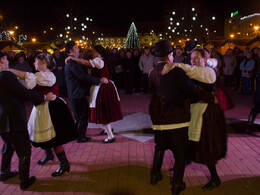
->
[0,90,259,195]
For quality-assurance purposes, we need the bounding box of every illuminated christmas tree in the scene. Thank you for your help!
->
[125,22,141,49]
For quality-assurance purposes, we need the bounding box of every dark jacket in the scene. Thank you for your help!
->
[149,62,198,126]
[65,59,100,99]
[0,71,44,133]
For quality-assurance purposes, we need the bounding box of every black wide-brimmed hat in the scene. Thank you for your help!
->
[152,40,173,57]
[0,51,6,58]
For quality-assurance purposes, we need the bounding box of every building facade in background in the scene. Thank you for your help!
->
[224,12,260,39]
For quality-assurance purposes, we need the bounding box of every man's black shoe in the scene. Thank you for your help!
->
[20,176,36,190]
[202,179,221,190]
[77,137,91,143]
[0,171,18,181]
[171,182,186,195]
[150,172,163,185]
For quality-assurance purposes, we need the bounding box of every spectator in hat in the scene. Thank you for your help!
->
[122,49,135,94]
[182,40,196,65]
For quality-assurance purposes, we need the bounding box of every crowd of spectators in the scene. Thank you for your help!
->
[2,42,259,96]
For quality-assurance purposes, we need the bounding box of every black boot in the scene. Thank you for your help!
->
[171,158,186,194]
[0,142,18,181]
[150,149,164,185]
[19,156,36,190]
[51,151,70,177]
[171,182,186,195]
[244,109,257,134]
[202,165,221,190]
[37,148,54,165]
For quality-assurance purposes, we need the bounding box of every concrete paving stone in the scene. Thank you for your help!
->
[0,91,259,194]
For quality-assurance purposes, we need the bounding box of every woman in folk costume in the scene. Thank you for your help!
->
[65,45,123,143]
[162,48,227,191]
[4,53,77,176]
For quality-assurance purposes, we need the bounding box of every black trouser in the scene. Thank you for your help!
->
[154,127,188,184]
[224,75,233,89]
[142,73,149,93]
[71,98,89,139]
[1,131,31,182]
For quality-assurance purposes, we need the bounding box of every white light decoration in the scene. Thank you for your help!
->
[84,25,87,28]
[82,28,85,31]
[182,17,184,20]
[79,40,83,43]
[81,23,84,26]
[194,38,197,41]
[172,11,175,15]
[67,26,70,30]
[192,8,195,11]
[159,34,162,36]
[66,35,68,38]
[98,38,100,40]
[172,29,175,32]
[192,17,196,21]
[66,14,69,18]
[212,16,216,20]
[184,29,187,32]
[214,30,216,33]
[74,18,77,21]
[168,26,171,30]
[166,33,168,35]
[82,36,85,39]
[170,22,173,25]
[177,32,180,35]
[90,19,93,21]
[69,38,72,41]
[169,36,172,38]
[160,37,162,40]
[176,22,180,26]
[59,34,63,37]
[240,13,260,20]
[170,18,173,21]
[86,17,89,21]
[200,25,203,28]
[190,29,192,32]
[74,27,77,30]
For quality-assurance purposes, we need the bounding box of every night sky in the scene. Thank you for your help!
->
[1,0,259,39]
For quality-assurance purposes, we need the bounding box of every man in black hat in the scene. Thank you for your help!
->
[182,40,196,65]
[0,52,56,190]
[64,41,108,143]
[149,40,198,195]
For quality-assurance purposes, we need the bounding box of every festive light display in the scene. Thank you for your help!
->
[124,22,141,48]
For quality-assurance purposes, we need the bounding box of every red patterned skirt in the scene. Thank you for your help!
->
[89,81,123,124]
[216,81,235,112]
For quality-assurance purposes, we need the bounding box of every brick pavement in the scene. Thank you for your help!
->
[0,91,259,195]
